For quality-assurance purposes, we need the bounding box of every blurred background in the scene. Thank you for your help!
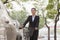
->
[0,0,60,40]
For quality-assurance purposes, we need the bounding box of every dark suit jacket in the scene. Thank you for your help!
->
[23,15,39,28]
[23,15,39,36]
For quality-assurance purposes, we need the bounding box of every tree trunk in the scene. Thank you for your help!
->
[45,18,50,40]
[48,27,50,40]
[54,0,59,40]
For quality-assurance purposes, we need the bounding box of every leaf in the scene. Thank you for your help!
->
[6,3,12,9]
[49,0,54,3]
[9,10,27,24]
[20,0,28,2]
[58,3,60,8]
[46,3,54,10]
[47,9,58,19]
[39,17,45,28]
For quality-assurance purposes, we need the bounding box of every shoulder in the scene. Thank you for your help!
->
[36,16,39,17]
[29,15,32,17]
[36,16,39,18]
[28,15,32,17]
[27,15,32,19]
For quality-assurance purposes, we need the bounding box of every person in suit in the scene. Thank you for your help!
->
[23,8,39,40]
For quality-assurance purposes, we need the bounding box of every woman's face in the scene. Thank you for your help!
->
[31,9,36,15]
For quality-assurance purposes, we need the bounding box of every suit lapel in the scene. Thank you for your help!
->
[31,16,36,22]
[31,16,32,22]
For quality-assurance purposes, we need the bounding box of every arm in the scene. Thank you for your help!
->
[35,16,39,30]
[23,16,29,27]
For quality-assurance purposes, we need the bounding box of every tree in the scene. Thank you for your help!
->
[46,0,60,40]
[58,3,60,8]
[47,9,57,19]
[9,10,27,25]
[46,0,58,40]
[2,0,8,4]
[46,0,58,19]
[45,17,50,40]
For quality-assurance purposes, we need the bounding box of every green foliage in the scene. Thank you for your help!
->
[1,0,6,3]
[6,3,12,9]
[47,9,57,19]
[1,0,8,4]
[58,3,60,8]
[34,0,38,1]
[39,17,45,28]
[20,0,28,2]
[46,0,58,19]
[10,10,27,24]
[46,3,54,10]
[49,0,54,3]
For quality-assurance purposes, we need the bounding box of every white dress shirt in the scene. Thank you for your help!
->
[32,15,35,22]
